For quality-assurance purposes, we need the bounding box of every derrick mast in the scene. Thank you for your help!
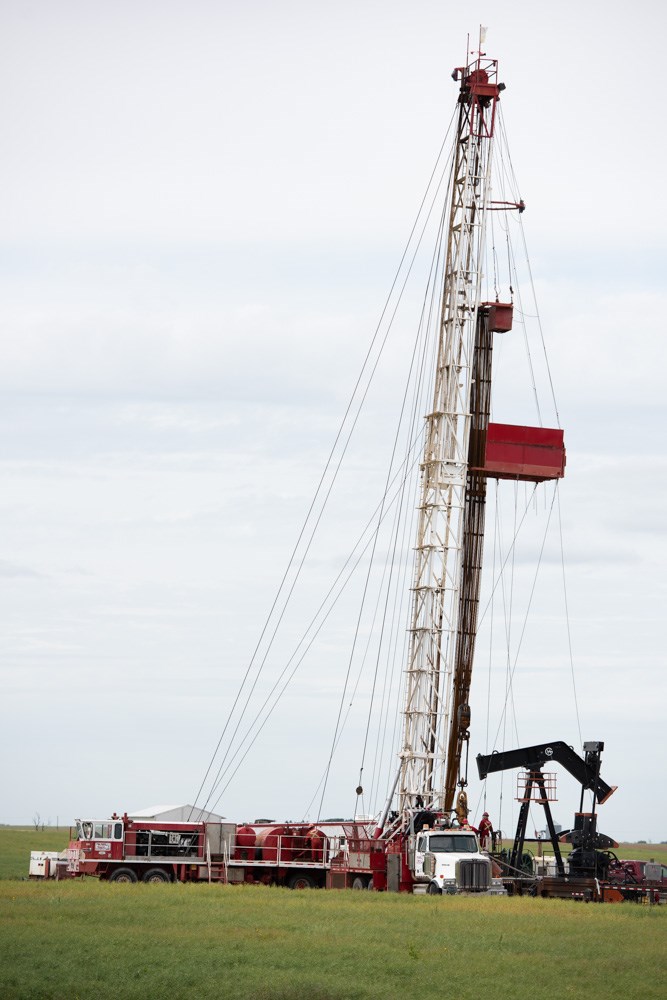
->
[398,55,504,817]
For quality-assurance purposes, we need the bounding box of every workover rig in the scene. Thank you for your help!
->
[35,48,633,899]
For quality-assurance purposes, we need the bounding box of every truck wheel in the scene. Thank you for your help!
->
[351,876,368,890]
[288,873,316,890]
[428,881,442,895]
[109,867,138,883]
[143,868,171,883]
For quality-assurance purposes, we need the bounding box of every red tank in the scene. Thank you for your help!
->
[253,825,329,864]
[234,825,257,861]
[255,826,291,863]
[303,826,327,863]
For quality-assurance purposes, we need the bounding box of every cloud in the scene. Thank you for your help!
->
[0,560,43,579]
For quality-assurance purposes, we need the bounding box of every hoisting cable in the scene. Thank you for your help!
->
[487,481,559,753]
[556,483,583,745]
[208,118,455,787]
[318,187,452,823]
[370,183,466,817]
[207,223,444,812]
[192,115,457,816]
[490,210,500,301]
[205,408,441,814]
[515,212,561,426]
[473,477,541,847]
[487,486,505,830]
[500,482,519,777]
[366,389,431,817]
[305,143,457,819]
[350,484,414,823]
[482,477,499,815]
[351,241,447,823]
[497,107,561,426]
[369,474,418,817]
[476,486,538,639]
[304,170,451,822]
[204,426,428,812]
[505,220,542,427]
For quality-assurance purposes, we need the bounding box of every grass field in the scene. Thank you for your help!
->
[0,828,72,882]
[3,829,666,999]
[2,829,666,999]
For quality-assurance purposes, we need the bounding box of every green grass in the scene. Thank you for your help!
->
[0,827,72,881]
[621,843,667,863]
[1,879,665,999]
[2,829,665,998]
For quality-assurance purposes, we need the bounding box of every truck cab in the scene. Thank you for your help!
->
[412,828,504,894]
[68,818,126,873]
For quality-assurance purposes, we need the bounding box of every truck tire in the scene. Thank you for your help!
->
[428,881,442,895]
[109,867,138,883]
[287,873,317,890]
[351,876,368,890]
[143,868,171,883]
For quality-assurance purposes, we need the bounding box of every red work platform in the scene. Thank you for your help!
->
[478,423,565,482]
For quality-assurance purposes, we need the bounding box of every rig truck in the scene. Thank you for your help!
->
[47,812,504,894]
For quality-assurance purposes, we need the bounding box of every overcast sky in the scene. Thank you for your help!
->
[2,1,666,845]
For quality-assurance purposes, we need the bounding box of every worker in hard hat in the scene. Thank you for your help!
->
[478,811,494,850]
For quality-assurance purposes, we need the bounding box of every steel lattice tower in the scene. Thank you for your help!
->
[398,55,503,816]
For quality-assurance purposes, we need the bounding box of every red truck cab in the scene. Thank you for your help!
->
[67,818,126,874]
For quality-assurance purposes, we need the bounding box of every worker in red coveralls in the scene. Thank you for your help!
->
[478,812,494,850]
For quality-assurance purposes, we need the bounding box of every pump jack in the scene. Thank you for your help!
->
[477,741,617,882]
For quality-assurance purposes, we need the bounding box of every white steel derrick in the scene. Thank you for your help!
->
[398,62,499,816]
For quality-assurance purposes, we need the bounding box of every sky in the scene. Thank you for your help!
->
[2,0,666,845]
